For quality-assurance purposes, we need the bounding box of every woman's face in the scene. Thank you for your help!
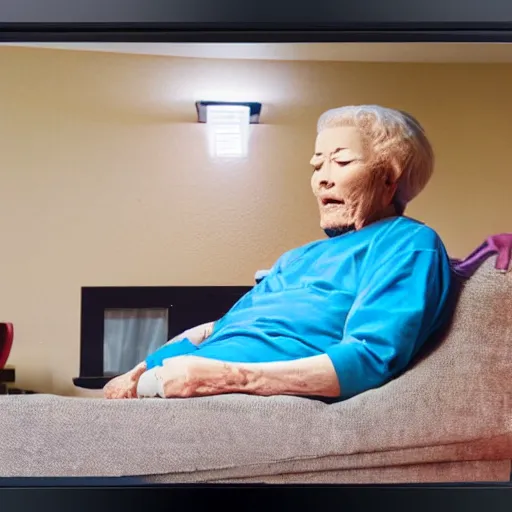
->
[310,125,397,233]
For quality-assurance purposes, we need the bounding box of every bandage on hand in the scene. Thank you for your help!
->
[136,367,165,398]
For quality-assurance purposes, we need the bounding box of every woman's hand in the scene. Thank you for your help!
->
[150,355,241,398]
[103,362,147,399]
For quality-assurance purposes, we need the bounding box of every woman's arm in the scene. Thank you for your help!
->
[151,354,341,398]
[164,321,216,347]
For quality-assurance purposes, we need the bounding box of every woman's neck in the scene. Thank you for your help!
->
[324,203,400,238]
[361,203,399,228]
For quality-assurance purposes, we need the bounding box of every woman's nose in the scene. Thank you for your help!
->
[317,164,335,189]
[319,177,335,188]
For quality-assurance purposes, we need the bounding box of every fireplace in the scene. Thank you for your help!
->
[74,285,251,389]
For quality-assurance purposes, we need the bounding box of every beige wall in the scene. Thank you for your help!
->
[1,46,511,395]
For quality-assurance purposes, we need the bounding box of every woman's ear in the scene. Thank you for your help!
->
[383,165,399,199]
[387,179,398,197]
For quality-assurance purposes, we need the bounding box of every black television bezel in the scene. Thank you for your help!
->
[2,0,512,506]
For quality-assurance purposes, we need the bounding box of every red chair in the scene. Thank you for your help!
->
[0,323,14,370]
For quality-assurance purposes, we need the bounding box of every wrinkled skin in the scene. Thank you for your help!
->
[310,126,398,233]
[143,356,238,399]
[103,363,147,399]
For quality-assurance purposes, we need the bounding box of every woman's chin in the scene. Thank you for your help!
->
[321,222,355,237]
[320,218,348,231]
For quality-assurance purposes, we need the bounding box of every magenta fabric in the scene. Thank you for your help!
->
[451,234,512,278]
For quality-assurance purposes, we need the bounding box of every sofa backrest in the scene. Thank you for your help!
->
[333,255,512,453]
[412,256,511,391]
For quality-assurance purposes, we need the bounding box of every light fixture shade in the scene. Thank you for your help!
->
[206,104,251,158]
[196,101,262,124]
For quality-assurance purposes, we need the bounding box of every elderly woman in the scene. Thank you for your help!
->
[104,104,452,401]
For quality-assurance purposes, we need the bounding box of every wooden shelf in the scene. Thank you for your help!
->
[73,376,113,389]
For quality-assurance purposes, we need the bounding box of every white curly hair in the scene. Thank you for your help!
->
[316,105,434,213]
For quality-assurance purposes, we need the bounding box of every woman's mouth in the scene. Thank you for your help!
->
[321,197,345,208]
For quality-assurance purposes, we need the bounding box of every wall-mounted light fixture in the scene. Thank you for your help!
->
[196,101,262,158]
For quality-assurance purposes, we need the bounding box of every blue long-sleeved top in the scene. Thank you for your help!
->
[146,216,452,400]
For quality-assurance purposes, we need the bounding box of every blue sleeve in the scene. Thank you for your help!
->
[325,246,451,400]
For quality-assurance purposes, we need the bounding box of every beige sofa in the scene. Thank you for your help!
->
[0,256,510,484]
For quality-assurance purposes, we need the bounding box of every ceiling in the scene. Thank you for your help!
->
[4,42,512,63]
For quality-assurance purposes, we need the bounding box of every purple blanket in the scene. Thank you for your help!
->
[451,234,512,278]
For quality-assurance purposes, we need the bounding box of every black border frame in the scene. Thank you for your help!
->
[5,28,512,43]
[0,1,512,28]
[2,0,512,509]
[1,483,512,512]
[2,0,512,42]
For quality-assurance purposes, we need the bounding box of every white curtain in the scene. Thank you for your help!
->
[103,308,168,375]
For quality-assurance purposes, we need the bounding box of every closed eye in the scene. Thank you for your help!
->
[310,155,324,172]
[312,159,354,172]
